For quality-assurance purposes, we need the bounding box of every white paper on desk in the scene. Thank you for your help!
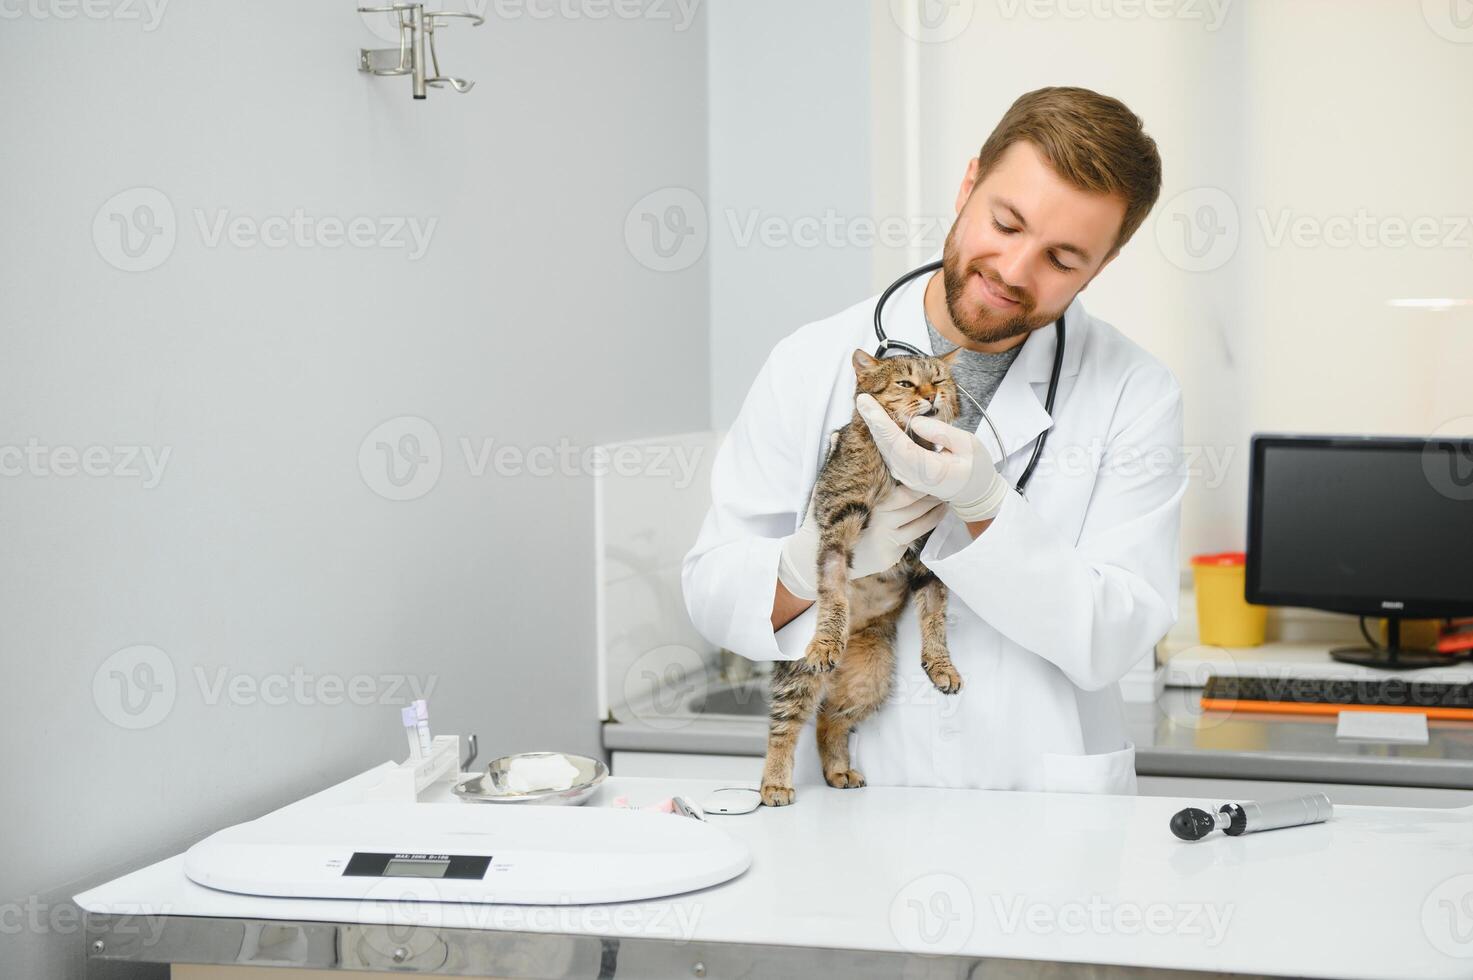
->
[1335,710,1429,744]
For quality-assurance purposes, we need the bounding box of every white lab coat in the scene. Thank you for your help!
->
[681,270,1186,795]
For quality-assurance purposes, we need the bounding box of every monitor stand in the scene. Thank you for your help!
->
[1330,617,1445,670]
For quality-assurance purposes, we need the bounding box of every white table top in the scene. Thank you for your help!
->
[76,763,1473,979]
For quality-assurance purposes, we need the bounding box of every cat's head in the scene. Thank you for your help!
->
[851,348,961,427]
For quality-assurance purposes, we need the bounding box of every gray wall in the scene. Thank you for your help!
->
[707,0,873,429]
[0,4,707,978]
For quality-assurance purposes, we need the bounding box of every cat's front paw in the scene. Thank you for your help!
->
[761,784,795,806]
[824,768,866,789]
[802,635,842,673]
[924,659,964,694]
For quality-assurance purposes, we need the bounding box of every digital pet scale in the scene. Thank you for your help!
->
[183,803,751,905]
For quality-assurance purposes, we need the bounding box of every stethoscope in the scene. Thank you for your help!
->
[872,259,1066,496]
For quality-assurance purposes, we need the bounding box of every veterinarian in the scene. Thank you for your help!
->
[682,87,1185,796]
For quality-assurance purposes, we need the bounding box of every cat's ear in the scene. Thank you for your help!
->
[937,347,962,366]
[852,349,882,375]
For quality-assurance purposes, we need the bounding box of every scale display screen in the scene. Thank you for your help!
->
[343,852,493,880]
[384,856,451,878]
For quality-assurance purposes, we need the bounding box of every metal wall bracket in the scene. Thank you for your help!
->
[358,4,484,99]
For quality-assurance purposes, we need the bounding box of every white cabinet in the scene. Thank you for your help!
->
[611,751,762,782]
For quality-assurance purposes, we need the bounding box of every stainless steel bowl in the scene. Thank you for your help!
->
[452,751,608,805]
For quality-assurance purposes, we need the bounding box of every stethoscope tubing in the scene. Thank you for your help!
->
[871,260,1064,496]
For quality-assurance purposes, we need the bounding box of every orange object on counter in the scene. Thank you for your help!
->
[1198,698,1473,721]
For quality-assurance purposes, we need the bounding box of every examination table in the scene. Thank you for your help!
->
[75,762,1473,979]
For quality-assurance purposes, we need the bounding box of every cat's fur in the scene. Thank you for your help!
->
[760,347,965,807]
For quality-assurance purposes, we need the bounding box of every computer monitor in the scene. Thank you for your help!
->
[1246,434,1473,670]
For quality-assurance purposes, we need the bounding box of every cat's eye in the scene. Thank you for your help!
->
[895,380,914,389]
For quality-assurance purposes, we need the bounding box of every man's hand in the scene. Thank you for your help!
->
[776,484,947,600]
[855,393,1010,524]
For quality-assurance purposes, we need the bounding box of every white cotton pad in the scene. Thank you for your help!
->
[505,754,581,793]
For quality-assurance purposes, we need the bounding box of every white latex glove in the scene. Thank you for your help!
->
[855,393,1010,524]
[777,484,947,601]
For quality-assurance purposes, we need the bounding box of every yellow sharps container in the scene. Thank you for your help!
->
[1191,552,1267,647]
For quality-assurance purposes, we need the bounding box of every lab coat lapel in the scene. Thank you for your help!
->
[988,296,1087,479]
[981,323,1057,470]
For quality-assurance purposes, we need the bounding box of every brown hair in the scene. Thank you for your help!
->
[976,87,1162,256]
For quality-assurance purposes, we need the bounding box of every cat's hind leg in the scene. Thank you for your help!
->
[817,609,899,789]
[803,501,869,673]
[913,567,962,694]
[760,659,824,806]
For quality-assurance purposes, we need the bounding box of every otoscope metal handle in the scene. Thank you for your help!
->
[1221,793,1333,836]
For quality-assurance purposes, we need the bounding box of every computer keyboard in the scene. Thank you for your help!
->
[1200,674,1473,719]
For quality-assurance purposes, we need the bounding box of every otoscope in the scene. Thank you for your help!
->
[1170,794,1334,841]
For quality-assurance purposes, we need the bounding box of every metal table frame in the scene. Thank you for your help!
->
[83,911,1280,979]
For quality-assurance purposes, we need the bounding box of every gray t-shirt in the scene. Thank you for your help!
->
[924,315,1023,436]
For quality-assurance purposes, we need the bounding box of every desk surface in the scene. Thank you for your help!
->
[1161,640,1473,684]
[75,764,1473,979]
[607,646,1473,789]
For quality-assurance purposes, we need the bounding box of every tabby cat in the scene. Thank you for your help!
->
[760,347,964,807]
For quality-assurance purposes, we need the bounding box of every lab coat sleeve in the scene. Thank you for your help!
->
[681,339,819,663]
[924,371,1186,691]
